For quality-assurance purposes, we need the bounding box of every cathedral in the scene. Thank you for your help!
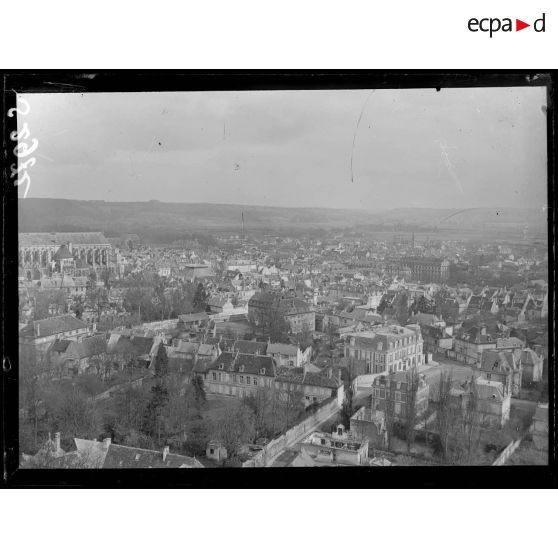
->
[19,232,115,281]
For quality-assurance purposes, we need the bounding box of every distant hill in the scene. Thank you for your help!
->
[17,198,376,237]
[18,198,546,240]
[376,206,546,228]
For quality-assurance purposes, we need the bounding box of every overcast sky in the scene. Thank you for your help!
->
[19,86,547,210]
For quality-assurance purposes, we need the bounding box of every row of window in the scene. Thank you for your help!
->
[352,346,422,363]
[217,363,268,374]
[373,388,407,402]
[211,371,274,387]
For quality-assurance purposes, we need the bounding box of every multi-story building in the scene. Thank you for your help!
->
[274,369,341,407]
[202,351,341,406]
[248,292,315,334]
[345,324,424,374]
[370,371,429,420]
[19,314,92,353]
[284,307,315,334]
[450,325,497,366]
[420,323,454,356]
[267,342,311,367]
[203,352,276,397]
[400,257,450,283]
[520,348,544,383]
[479,349,522,397]
[452,378,511,428]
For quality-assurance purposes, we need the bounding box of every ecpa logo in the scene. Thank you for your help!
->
[468,13,546,37]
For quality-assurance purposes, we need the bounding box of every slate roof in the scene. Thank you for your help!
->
[480,349,520,374]
[456,325,494,344]
[197,343,215,357]
[210,351,276,377]
[267,343,298,356]
[108,335,154,356]
[411,313,441,326]
[248,292,277,306]
[350,325,420,350]
[275,369,338,389]
[174,341,199,354]
[20,315,89,339]
[53,244,73,260]
[232,340,268,355]
[52,334,107,359]
[74,439,203,469]
[420,324,451,340]
[496,337,525,349]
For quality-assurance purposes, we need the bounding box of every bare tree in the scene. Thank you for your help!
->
[435,370,453,461]
[383,378,396,451]
[212,404,256,460]
[404,368,420,453]
[242,387,274,440]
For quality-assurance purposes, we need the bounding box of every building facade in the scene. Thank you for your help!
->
[370,371,429,420]
[345,324,424,374]
[401,257,450,283]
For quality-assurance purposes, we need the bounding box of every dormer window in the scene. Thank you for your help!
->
[260,368,266,375]
[239,364,245,372]
[219,363,224,370]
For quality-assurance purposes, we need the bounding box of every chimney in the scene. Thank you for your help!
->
[163,446,169,462]
[34,322,40,337]
[103,437,111,449]
[54,432,61,453]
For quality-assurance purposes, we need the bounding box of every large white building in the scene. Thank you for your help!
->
[344,324,424,374]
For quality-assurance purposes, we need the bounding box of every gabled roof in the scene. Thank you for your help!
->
[174,341,199,354]
[480,349,520,374]
[20,315,88,339]
[74,439,203,469]
[276,369,339,389]
[456,325,494,344]
[210,351,276,377]
[232,340,268,355]
[108,335,154,357]
[420,324,451,339]
[53,244,73,260]
[496,337,524,349]
[267,343,298,356]
[197,343,215,357]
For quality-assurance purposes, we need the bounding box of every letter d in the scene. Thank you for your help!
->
[534,13,545,32]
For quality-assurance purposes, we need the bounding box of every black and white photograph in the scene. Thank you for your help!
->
[4,73,553,482]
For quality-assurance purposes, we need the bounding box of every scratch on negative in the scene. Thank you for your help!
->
[350,90,375,183]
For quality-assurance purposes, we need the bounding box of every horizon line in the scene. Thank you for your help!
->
[17,197,542,213]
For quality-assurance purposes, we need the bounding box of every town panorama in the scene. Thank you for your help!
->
[17,88,549,469]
